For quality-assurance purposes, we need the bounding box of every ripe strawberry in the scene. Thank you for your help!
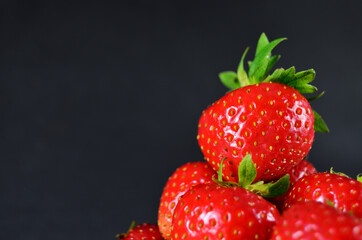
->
[197,33,328,183]
[283,172,362,218]
[117,222,163,240]
[170,155,289,240]
[158,162,216,239]
[198,82,315,183]
[171,183,280,240]
[271,201,362,240]
[267,158,317,211]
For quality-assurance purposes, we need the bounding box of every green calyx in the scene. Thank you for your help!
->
[116,221,136,239]
[219,33,329,133]
[357,174,362,183]
[330,168,362,183]
[212,155,290,198]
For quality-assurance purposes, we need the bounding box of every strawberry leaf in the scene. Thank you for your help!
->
[237,47,250,87]
[313,109,329,133]
[219,71,239,90]
[325,198,335,207]
[357,174,362,183]
[246,174,290,197]
[264,174,290,197]
[265,67,318,94]
[294,69,316,84]
[238,154,257,187]
[255,33,270,56]
[116,221,137,239]
[218,158,227,182]
[248,37,286,83]
[263,54,281,79]
[307,91,325,102]
[330,167,350,178]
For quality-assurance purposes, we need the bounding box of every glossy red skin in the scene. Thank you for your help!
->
[198,83,315,183]
[271,201,362,240]
[283,173,362,218]
[267,159,317,212]
[118,223,163,240]
[158,162,216,239]
[171,183,280,240]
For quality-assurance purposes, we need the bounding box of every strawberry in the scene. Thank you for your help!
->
[267,158,317,211]
[158,162,216,239]
[271,201,362,240]
[197,33,328,183]
[171,183,280,240]
[117,222,163,240]
[171,155,289,240]
[283,172,362,218]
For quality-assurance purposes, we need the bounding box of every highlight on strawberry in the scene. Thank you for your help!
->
[197,33,328,184]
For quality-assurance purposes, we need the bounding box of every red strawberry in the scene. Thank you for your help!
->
[283,172,362,218]
[198,82,315,183]
[271,201,362,240]
[170,155,289,240]
[117,222,163,240]
[197,33,327,184]
[158,162,216,239]
[171,183,280,240]
[267,158,317,211]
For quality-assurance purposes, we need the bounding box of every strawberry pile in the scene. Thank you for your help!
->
[117,34,362,240]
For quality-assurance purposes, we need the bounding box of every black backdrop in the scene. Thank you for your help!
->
[1,0,362,239]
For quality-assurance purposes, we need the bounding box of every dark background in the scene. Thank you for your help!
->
[1,0,361,239]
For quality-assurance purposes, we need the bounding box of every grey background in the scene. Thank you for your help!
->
[1,0,361,239]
